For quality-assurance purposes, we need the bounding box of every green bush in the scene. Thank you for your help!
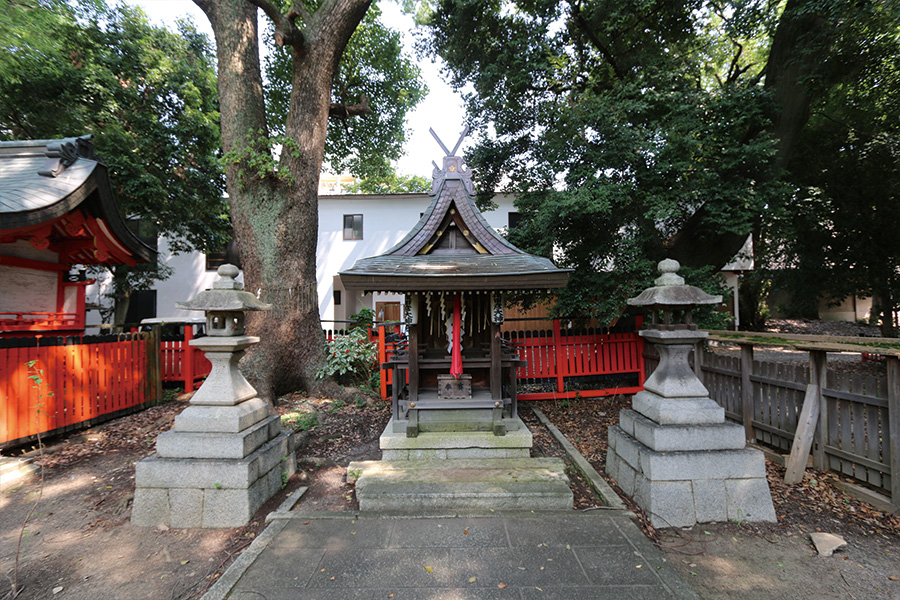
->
[316,326,378,387]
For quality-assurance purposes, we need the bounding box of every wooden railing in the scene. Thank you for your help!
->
[644,333,900,504]
[505,320,645,400]
[158,326,212,393]
[0,311,83,333]
[0,332,161,447]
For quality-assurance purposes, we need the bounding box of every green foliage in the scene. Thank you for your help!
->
[350,307,376,329]
[771,3,900,334]
[219,130,301,188]
[264,2,428,179]
[0,0,228,254]
[344,172,430,194]
[281,412,319,431]
[316,327,378,386]
[419,0,785,323]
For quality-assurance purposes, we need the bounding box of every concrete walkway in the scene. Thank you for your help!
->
[202,509,700,600]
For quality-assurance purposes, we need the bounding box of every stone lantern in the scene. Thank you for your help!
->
[606,259,775,528]
[132,265,296,528]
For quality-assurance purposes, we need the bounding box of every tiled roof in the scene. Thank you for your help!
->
[0,136,154,265]
[340,153,570,292]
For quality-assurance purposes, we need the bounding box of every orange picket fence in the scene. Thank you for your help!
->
[0,333,161,447]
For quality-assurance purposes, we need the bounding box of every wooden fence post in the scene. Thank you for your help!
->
[378,325,387,400]
[811,350,828,471]
[785,350,827,484]
[183,323,195,393]
[149,325,162,403]
[740,344,754,442]
[553,319,565,394]
[887,356,900,504]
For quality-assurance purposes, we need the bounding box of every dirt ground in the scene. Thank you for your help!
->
[3,319,900,600]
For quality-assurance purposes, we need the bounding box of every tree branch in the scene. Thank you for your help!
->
[290,1,313,24]
[568,1,626,81]
[329,94,372,118]
[247,0,305,48]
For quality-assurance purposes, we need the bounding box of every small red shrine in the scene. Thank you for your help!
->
[0,136,155,336]
[340,129,571,438]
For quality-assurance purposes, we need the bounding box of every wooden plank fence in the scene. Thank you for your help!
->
[0,332,161,447]
[644,342,899,503]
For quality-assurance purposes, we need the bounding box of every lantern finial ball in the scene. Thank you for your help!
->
[218,263,240,279]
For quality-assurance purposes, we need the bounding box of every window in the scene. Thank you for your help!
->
[508,212,522,230]
[206,229,242,270]
[343,214,363,240]
[334,290,342,306]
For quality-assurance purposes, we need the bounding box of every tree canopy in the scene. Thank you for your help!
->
[0,0,228,254]
[417,0,900,329]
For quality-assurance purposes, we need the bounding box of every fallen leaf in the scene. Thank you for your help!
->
[468,576,477,583]
[889,576,899,581]
[330,576,335,581]
[464,528,469,535]
[180,560,190,565]
[497,583,507,589]
[636,565,642,568]
[424,566,434,573]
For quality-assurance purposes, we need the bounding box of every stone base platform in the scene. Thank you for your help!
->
[349,458,573,511]
[132,430,296,528]
[380,417,531,460]
[606,424,775,528]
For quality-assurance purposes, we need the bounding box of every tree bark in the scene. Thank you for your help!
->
[196,0,371,400]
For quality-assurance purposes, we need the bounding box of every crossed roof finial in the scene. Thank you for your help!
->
[429,125,469,158]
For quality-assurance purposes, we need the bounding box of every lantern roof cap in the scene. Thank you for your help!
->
[627,259,722,307]
[175,264,271,312]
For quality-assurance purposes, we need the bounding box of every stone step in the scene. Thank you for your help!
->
[349,458,573,512]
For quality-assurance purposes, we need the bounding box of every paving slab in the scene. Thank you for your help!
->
[203,511,700,600]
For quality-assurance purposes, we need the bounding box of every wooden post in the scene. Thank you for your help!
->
[784,350,827,484]
[740,344,754,442]
[378,325,387,400]
[149,325,162,403]
[183,323,194,393]
[553,319,565,394]
[811,350,828,471]
[408,324,418,403]
[490,322,501,400]
[887,356,900,504]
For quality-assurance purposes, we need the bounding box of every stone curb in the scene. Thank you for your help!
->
[531,406,629,511]
[200,517,288,600]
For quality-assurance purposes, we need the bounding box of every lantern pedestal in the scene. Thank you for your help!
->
[132,265,295,528]
[607,260,775,528]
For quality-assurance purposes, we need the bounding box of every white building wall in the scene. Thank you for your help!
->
[83,192,519,326]
[316,193,518,324]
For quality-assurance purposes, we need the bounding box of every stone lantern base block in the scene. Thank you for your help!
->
[607,425,775,529]
[631,390,725,425]
[619,409,746,452]
[132,430,295,529]
[172,398,270,433]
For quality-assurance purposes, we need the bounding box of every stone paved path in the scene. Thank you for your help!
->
[203,511,699,600]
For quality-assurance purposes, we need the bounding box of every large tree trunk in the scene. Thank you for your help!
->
[196,0,370,400]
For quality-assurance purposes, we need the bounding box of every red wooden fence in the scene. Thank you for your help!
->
[375,319,645,401]
[0,333,161,447]
[506,320,645,400]
[158,325,212,393]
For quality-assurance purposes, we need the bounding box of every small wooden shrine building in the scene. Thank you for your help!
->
[0,136,155,336]
[340,131,570,441]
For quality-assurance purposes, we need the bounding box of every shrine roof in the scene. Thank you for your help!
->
[0,136,155,266]
[340,129,570,293]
